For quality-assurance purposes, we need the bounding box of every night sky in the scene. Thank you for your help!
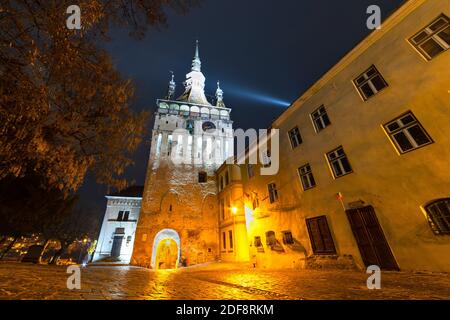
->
[79,0,405,217]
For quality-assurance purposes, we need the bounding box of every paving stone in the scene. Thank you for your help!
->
[0,262,449,300]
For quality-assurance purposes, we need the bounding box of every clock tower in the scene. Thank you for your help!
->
[131,41,234,269]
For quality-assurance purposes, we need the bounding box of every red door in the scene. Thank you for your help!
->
[346,206,399,270]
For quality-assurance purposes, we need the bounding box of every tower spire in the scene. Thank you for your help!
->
[216,81,225,108]
[166,72,176,100]
[191,40,201,72]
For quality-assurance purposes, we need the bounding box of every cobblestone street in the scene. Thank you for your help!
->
[0,262,449,300]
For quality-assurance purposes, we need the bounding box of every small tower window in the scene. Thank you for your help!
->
[198,171,207,183]
[117,211,124,221]
[123,211,130,221]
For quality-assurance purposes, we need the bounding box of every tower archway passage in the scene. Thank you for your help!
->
[151,229,181,270]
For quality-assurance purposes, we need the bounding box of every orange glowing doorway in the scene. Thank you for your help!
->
[155,238,179,270]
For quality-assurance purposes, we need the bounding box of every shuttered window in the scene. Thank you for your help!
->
[306,216,336,254]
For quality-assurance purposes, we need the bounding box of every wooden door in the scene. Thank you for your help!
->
[306,216,336,254]
[346,206,399,270]
[111,236,123,258]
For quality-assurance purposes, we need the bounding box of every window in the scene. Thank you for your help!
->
[254,236,263,247]
[267,183,278,203]
[311,105,331,132]
[169,205,172,212]
[167,135,173,156]
[115,227,125,235]
[424,199,450,235]
[219,177,224,191]
[265,231,277,247]
[225,171,229,185]
[228,230,233,249]
[261,150,271,168]
[327,146,353,178]
[306,216,336,254]
[409,14,449,60]
[282,231,294,245]
[298,164,316,190]
[288,127,303,148]
[247,164,255,179]
[252,195,259,210]
[155,134,162,157]
[123,211,130,221]
[117,211,124,221]
[220,199,225,220]
[384,112,433,154]
[354,65,388,100]
[198,171,207,183]
[187,135,193,157]
[222,232,226,250]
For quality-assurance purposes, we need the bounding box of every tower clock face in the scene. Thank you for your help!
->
[202,121,216,132]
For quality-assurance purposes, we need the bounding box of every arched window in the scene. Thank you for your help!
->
[180,105,190,117]
[425,199,450,235]
[190,106,200,117]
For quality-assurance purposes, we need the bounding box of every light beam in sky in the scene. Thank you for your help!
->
[226,86,291,108]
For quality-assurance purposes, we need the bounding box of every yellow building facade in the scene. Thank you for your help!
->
[216,163,249,262]
[229,0,450,272]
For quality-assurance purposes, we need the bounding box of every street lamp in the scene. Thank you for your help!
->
[231,207,238,215]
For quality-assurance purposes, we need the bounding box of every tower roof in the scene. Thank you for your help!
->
[177,40,212,106]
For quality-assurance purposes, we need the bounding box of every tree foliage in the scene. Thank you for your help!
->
[0,0,198,194]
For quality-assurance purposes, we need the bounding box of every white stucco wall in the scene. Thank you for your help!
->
[93,196,142,264]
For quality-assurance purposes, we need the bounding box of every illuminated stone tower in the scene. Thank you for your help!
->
[131,41,234,269]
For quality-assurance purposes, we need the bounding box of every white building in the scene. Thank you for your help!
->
[93,186,143,264]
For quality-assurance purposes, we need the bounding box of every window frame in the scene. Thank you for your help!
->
[288,126,303,149]
[424,199,450,235]
[228,230,234,250]
[282,231,294,245]
[353,65,388,101]
[222,232,227,250]
[298,163,317,191]
[409,14,450,61]
[311,105,331,133]
[326,146,353,179]
[383,111,433,154]
[254,236,263,248]
[265,231,277,247]
[267,182,279,204]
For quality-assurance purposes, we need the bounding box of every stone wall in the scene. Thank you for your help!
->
[131,161,219,268]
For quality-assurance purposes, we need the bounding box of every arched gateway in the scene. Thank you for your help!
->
[151,229,181,270]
